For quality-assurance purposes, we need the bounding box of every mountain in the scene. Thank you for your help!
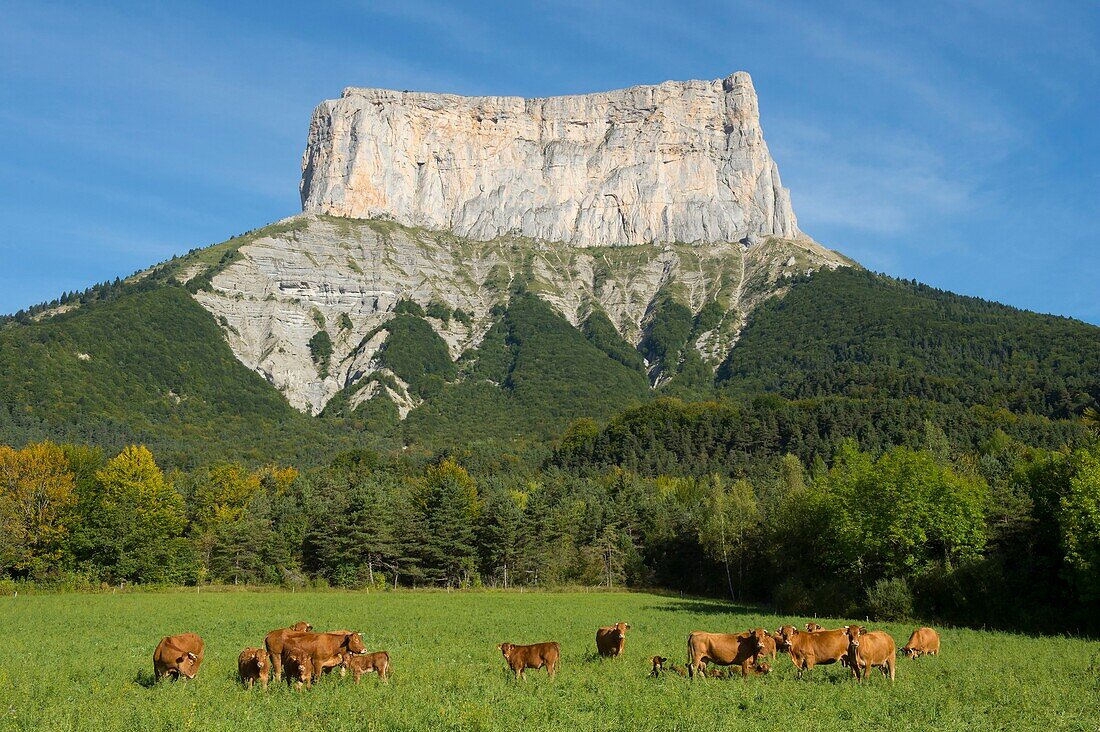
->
[1,72,1097,463]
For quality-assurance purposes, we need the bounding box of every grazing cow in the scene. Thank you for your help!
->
[901,627,941,658]
[650,656,688,678]
[280,630,367,685]
[595,622,631,657]
[284,651,314,691]
[686,629,768,678]
[497,642,560,680]
[153,633,205,681]
[776,625,849,679]
[237,647,270,690]
[344,651,390,683]
[844,626,896,682]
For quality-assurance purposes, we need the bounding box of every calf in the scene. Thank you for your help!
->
[776,625,849,679]
[284,651,314,691]
[237,647,270,690]
[901,627,941,658]
[497,642,560,680]
[344,651,390,683]
[153,633,204,681]
[686,629,768,678]
[595,622,631,657]
[844,626,896,682]
[736,661,772,677]
[650,656,687,678]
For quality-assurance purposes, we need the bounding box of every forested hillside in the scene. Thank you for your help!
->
[0,286,374,466]
[719,267,1100,418]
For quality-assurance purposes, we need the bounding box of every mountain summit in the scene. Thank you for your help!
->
[300,72,804,247]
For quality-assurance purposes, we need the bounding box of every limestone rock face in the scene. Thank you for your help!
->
[300,72,803,247]
[193,216,846,414]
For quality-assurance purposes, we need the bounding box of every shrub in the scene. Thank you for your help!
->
[865,577,914,621]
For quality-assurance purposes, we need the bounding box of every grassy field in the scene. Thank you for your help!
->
[0,590,1096,731]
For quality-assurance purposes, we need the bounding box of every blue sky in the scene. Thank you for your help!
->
[1,0,1097,322]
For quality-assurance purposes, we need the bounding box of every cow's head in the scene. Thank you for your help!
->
[290,621,313,632]
[343,632,367,655]
[175,652,200,679]
[243,649,266,668]
[613,622,630,638]
[805,622,823,633]
[776,625,799,651]
[747,628,768,654]
[755,661,772,675]
[497,642,515,659]
[901,646,919,659]
[844,625,866,652]
[288,652,312,677]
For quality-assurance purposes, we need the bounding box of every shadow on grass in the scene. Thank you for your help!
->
[133,669,157,688]
[641,596,762,617]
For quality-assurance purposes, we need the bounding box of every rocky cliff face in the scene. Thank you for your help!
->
[180,73,850,415]
[300,72,803,247]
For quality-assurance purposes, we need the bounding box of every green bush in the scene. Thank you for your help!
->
[865,577,914,621]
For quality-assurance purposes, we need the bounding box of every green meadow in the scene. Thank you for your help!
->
[1,591,1096,731]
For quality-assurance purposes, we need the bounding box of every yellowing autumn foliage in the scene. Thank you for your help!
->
[0,441,77,575]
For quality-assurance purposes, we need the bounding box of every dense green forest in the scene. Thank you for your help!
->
[2,256,1099,633]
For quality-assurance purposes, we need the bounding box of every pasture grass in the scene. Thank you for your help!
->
[0,590,1096,730]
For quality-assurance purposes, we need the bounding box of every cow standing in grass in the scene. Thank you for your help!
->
[844,625,896,682]
[262,622,317,679]
[237,648,270,690]
[776,625,849,679]
[497,642,560,680]
[595,622,631,657]
[686,629,768,678]
[280,630,367,685]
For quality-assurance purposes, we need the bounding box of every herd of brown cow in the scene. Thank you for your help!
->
[153,622,390,690]
[151,619,940,689]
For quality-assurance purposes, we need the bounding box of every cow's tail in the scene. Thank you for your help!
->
[686,632,694,678]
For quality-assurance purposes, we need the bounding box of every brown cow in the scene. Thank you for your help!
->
[901,627,941,658]
[280,630,367,685]
[736,661,772,677]
[759,632,778,662]
[650,656,688,678]
[805,622,825,633]
[776,625,849,679]
[595,622,631,658]
[686,629,767,678]
[844,625,896,682]
[264,624,347,680]
[284,651,314,691]
[153,633,204,681]
[497,642,560,680]
[237,647,270,690]
[344,651,390,683]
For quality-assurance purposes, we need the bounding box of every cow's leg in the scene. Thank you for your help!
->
[261,676,268,691]
[272,653,282,681]
[245,677,253,690]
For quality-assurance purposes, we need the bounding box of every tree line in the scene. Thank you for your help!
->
[2,415,1098,634]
